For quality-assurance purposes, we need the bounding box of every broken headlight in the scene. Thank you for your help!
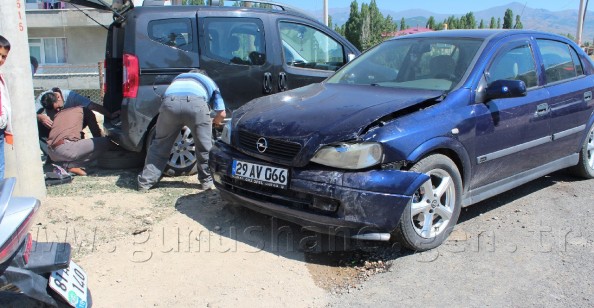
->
[311,142,383,169]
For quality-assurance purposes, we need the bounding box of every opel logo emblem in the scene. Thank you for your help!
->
[256,137,268,153]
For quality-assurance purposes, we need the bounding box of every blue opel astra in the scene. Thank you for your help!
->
[209,29,594,251]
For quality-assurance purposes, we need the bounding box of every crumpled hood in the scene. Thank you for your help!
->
[234,83,443,144]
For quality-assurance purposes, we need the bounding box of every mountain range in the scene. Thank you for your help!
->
[307,2,594,43]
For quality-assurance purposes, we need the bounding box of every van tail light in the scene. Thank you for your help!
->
[0,205,39,265]
[123,53,139,98]
[103,60,107,95]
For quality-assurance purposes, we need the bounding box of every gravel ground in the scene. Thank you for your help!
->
[37,163,594,306]
[329,171,594,307]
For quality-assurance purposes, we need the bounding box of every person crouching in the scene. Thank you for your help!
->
[41,92,113,176]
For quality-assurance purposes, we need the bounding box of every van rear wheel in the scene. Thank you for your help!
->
[146,126,198,177]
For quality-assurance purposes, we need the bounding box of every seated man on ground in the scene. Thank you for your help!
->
[35,87,117,163]
[40,92,114,176]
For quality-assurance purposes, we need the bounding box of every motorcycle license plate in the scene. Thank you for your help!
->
[49,261,89,308]
[232,160,288,189]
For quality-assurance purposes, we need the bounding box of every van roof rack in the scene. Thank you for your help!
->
[142,0,310,18]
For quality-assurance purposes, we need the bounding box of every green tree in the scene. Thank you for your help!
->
[464,12,476,29]
[514,15,523,29]
[400,17,406,31]
[383,15,397,35]
[479,19,485,29]
[426,16,436,29]
[460,15,468,29]
[446,15,459,29]
[360,3,372,49]
[344,0,362,50]
[368,0,385,47]
[328,15,333,29]
[187,0,205,5]
[503,9,514,29]
[497,17,501,29]
[489,17,497,29]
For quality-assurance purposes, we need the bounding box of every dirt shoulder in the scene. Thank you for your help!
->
[35,165,594,307]
[35,167,343,306]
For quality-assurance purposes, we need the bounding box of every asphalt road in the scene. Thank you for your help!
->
[329,171,594,307]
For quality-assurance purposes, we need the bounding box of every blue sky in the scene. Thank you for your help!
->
[276,0,590,14]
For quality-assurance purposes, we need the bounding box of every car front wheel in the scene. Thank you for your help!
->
[393,154,462,251]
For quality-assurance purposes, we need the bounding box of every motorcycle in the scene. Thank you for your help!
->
[0,178,91,307]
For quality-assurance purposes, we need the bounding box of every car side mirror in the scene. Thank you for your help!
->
[485,79,527,100]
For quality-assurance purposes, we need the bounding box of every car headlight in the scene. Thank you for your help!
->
[220,120,232,145]
[311,142,383,169]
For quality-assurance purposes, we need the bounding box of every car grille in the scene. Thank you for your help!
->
[237,131,302,161]
[220,176,338,216]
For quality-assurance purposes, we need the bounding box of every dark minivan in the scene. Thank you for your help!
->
[63,0,359,175]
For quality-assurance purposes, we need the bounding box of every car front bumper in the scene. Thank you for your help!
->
[209,142,429,239]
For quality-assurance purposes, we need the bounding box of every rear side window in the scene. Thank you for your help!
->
[536,39,581,83]
[203,18,266,66]
[148,19,193,52]
[487,43,538,88]
[279,21,345,71]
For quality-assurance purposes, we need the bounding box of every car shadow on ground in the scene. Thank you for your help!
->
[176,170,588,269]
[174,190,412,268]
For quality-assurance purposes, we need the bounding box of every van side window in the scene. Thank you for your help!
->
[148,19,193,52]
[203,18,266,66]
[536,39,579,83]
[487,44,537,88]
[279,21,345,71]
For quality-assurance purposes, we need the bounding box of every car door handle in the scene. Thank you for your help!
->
[278,72,288,92]
[535,103,550,116]
[263,72,272,94]
[585,91,592,102]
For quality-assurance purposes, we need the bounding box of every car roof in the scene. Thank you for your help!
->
[388,29,569,42]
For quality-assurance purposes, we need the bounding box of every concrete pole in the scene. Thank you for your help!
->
[577,0,586,45]
[0,0,47,199]
[324,0,328,26]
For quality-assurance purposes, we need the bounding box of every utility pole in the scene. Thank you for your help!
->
[0,0,47,199]
[577,0,586,46]
[324,0,328,26]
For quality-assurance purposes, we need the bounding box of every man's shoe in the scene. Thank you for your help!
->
[200,181,215,191]
[67,167,87,176]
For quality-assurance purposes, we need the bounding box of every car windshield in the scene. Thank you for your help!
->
[328,37,484,92]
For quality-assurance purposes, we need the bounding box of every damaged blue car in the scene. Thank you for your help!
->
[209,29,594,251]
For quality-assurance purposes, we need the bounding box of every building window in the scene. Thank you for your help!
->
[29,37,67,64]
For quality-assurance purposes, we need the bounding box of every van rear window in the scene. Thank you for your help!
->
[148,18,193,52]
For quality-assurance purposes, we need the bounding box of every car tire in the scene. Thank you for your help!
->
[393,154,462,251]
[569,124,594,179]
[145,126,198,177]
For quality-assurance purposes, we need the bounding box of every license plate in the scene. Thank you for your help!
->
[232,160,289,189]
[49,261,89,308]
